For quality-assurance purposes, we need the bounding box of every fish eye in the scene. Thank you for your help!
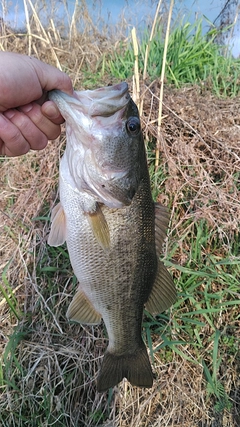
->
[126,117,141,136]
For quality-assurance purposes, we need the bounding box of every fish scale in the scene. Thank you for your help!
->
[48,83,176,392]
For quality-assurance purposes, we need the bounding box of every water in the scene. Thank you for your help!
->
[1,0,239,56]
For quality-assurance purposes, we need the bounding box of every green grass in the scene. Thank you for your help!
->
[105,19,240,97]
[1,263,23,321]
[141,213,239,414]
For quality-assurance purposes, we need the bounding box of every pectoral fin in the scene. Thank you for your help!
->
[145,261,176,314]
[48,202,66,247]
[66,289,102,325]
[155,203,170,255]
[87,203,110,250]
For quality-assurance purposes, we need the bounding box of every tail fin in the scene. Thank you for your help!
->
[97,344,153,392]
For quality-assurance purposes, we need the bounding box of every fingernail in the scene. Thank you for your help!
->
[43,102,59,119]
[20,103,33,113]
[4,109,15,119]
[0,112,8,123]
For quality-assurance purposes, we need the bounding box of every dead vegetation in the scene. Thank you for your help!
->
[0,5,240,427]
[142,82,240,242]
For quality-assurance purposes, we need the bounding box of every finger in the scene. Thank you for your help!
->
[0,53,73,111]
[4,109,48,152]
[30,56,73,95]
[19,103,62,140]
[41,100,65,125]
[0,112,30,156]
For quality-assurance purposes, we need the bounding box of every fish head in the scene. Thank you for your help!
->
[49,83,145,209]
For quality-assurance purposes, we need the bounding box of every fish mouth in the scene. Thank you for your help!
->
[48,82,130,119]
[49,83,138,209]
[78,82,130,117]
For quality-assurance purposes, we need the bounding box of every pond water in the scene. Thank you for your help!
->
[1,0,239,57]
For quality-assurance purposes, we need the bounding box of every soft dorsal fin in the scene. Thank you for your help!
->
[87,203,110,250]
[145,260,176,315]
[66,289,102,325]
[48,202,66,247]
[155,203,170,256]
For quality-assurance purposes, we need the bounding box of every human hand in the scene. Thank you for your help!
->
[0,52,73,156]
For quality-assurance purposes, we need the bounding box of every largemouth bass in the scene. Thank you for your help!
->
[48,82,176,392]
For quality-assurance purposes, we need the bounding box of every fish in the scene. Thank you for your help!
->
[47,82,176,392]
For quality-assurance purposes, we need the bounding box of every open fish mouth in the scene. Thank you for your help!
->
[49,82,140,209]
[76,82,130,117]
[49,82,130,119]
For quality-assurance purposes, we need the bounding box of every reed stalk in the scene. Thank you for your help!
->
[131,27,140,108]
[155,0,174,170]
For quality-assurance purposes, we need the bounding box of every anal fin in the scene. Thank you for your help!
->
[145,260,176,315]
[66,289,102,325]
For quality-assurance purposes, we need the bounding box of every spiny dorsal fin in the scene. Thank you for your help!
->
[155,203,170,256]
[145,260,176,315]
[66,289,102,325]
[48,202,66,247]
[87,203,110,250]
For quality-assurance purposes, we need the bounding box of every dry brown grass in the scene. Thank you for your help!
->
[142,82,240,242]
[0,6,240,427]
